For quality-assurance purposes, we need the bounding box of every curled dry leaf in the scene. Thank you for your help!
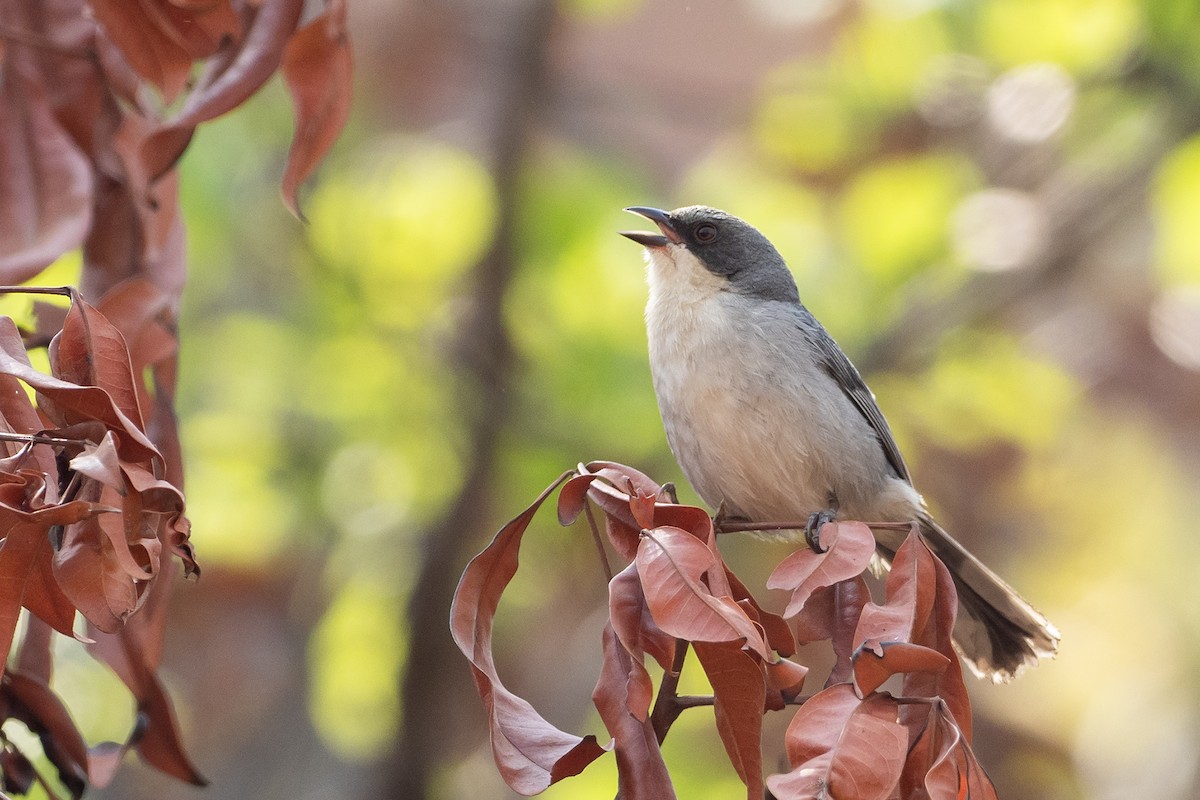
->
[692,641,766,800]
[851,531,967,700]
[0,743,36,795]
[575,461,712,559]
[68,431,125,491]
[450,473,606,795]
[724,566,795,656]
[54,484,149,633]
[280,0,353,218]
[853,641,950,697]
[0,65,93,284]
[767,684,907,800]
[4,671,89,797]
[767,521,876,617]
[901,539,972,741]
[0,318,158,464]
[608,563,675,720]
[766,658,809,706]
[853,530,938,653]
[142,0,307,180]
[635,527,772,660]
[0,496,110,659]
[464,462,993,797]
[902,700,998,800]
[592,625,676,800]
[88,0,241,101]
[556,472,599,527]
[52,297,145,428]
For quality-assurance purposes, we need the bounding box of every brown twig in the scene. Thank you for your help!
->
[0,432,84,449]
[584,501,614,583]
[0,286,74,298]
[715,518,918,534]
[650,638,690,744]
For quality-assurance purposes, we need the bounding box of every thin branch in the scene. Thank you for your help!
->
[651,638,690,744]
[0,432,85,449]
[715,518,918,534]
[664,690,815,712]
[0,286,74,298]
[584,501,614,583]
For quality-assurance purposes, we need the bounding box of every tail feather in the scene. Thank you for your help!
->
[915,513,1059,682]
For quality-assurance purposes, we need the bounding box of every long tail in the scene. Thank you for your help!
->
[907,513,1060,682]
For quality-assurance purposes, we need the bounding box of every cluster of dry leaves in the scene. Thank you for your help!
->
[0,0,351,795]
[453,462,998,799]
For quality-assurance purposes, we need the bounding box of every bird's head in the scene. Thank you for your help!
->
[620,205,799,303]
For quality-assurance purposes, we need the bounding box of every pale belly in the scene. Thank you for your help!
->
[647,292,921,527]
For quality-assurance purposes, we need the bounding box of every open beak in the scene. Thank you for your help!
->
[619,206,682,248]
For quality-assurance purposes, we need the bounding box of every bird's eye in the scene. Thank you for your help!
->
[695,223,718,243]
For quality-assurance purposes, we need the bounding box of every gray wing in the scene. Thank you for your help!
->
[807,322,912,484]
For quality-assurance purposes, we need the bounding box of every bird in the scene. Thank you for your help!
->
[619,204,1059,682]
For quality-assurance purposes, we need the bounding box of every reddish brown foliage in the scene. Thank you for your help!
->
[452,462,1000,799]
[0,0,352,795]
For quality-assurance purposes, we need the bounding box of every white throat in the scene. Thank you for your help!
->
[644,244,726,305]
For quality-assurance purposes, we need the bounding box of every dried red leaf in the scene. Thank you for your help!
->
[450,472,606,794]
[556,473,597,526]
[583,461,665,499]
[52,298,145,429]
[0,743,36,794]
[592,624,675,800]
[280,0,352,218]
[0,65,92,283]
[15,615,54,683]
[585,471,655,529]
[68,432,125,491]
[95,279,176,362]
[904,701,997,800]
[85,621,206,785]
[853,641,949,697]
[55,517,142,633]
[6,671,89,796]
[22,540,80,640]
[636,528,771,660]
[88,0,242,101]
[0,521,66,661]
[578,462,712,558]
[0,318,159,466]
[693,641,766,799]
[0,481,113,656]
[767,685,906,800]
[608,563,674,719]
[650,502,715,544]
[768,522,876,617]
[898,542,972,744]
[855,532,937,643]
[629,489,658,531]
[725,566,795,656]
[142,0,307,180]
[766,658,809,707]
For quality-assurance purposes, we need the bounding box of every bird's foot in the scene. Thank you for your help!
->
[804,509,837,553]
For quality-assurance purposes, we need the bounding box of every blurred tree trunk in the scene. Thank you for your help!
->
[378,1,556,797]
